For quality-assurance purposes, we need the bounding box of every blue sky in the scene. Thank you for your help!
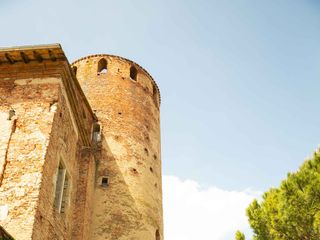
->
[1,1,320,239]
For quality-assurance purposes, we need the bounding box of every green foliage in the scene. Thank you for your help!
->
[235,230,246,240]
[245,149,320,240]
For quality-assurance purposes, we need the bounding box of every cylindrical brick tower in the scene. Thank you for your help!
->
[72,55,162,240]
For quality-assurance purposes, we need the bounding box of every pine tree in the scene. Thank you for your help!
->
[239,149,320,240]
[235,230,246,240]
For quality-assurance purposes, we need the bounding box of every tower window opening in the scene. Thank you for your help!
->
[130,66,137,80]
[92,122,101,143]
[153,85,159,107]
[155,229,160,240]
[153,85,157,96]
[101,177,109,187]
[97,58,108,75]
[54,161,69,214]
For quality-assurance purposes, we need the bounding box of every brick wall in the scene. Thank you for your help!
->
[0,80,59,239]
[73,55,163,240]
[0,46,97,240]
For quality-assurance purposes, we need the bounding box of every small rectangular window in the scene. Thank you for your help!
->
[54,162,69,213]
[101,177,109,187]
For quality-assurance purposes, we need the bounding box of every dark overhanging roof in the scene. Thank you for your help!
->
[0,44,66,64]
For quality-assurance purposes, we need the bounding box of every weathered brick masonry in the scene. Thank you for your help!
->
[0,44,163,240]
[73,55,162,240]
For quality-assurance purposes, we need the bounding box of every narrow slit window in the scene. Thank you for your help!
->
[60,174,69,213]
[101,177,109,187]
[153,85,157,96]
[54,162,69,213]
[130,66,137,80]
[153,85,159,107]
[92,122,101,142]
[155,230,160,240]
[97,58,108,74]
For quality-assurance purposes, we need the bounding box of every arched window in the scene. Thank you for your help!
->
[130,66,137,81]
[72,66,77,76]
[155,230,160,240]
[153,85,157,96]
[97,58,108,75]
[153,85,159,108]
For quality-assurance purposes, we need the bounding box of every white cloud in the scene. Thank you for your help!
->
[163,176,261,240]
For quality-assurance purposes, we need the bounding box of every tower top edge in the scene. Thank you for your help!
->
[71,54,161,104]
